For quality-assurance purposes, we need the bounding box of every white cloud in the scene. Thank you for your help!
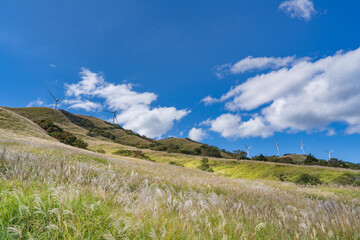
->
[209,114,273,138]
[205,47,360,138]
[279,0,317,21]
[230,56,296,74]
[212,56,300,80]
[27,98,44,107]
[50,64,57,68]
[117,105,190,138]
[65,68,190,138]
[188,127,207,141]
[63,99,103,112]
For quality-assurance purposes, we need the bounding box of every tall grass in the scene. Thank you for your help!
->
[0,145,359,239]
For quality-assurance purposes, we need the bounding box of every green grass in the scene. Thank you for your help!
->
[0,140,359,239]
[148,152,360,186]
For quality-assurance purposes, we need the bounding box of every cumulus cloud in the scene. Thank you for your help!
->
[205,47,360,138]
[27,98,44,107]
[63,99,103,112]
[188,127,207,141]
[209,114,273,138]
[279,0,317,21]
[117,105,190,138]
[65,68,190,138]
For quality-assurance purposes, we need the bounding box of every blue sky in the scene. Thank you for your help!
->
[1,0,360,163]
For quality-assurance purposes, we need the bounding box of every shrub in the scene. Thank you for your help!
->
[34,119,87,149]
[169,161,184,167]
[332,173,356,186]
[304,154,319,165]
[96,149,106,154]
[353,179,360,187]
[197,157,214,172]
[294,173,322,185]
[72,139,88,149]
[200,145,221,158]
[252,154,267,162]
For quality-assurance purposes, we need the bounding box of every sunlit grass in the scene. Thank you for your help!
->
[0,141,359,239]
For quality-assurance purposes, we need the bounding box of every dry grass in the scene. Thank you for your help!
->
[0,139,359,239]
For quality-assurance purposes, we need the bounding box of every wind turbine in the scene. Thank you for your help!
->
[276,138,280,157]
[300,138,306,155]
[244,144,252,158]
[325,150,334,160]
[48,89,60,110]
[106,110,118,124]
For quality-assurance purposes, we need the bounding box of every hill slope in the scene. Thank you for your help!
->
[4,107,88,137]
[0,107,54,141]
[60,110,153,147]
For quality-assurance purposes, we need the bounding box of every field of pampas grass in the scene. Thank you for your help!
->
[0,141,359,239]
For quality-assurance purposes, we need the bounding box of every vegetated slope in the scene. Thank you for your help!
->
[157,137,233,158]
[0,107,54,141]
[0,139,359,239]
[60,109,232,158]
[60,110,153,147]
[5,107,88,137]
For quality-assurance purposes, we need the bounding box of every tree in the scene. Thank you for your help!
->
[304,154,319,165]
[197,157,214,172]
[233,150,247,160]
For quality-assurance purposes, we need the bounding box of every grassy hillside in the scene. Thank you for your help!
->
[5,107,88,137]
[0,107,54,141]
[0,137,359,239]
[60,110,153,147]
[0,107,360,238]
[59,109,232,158]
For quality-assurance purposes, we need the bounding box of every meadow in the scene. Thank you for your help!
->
[0,140,359,239]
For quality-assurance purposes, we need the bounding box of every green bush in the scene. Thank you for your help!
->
[353,179,360,187]
[96,149,106,154]
[332,173,356,186]
[294,173,322,185]
[35,119,87,149]
[197,157,214,172]
[169,161,184,167]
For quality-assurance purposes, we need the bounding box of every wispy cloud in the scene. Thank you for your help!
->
[49,64,57,68]
[27,98,44,107]
[63,99,103,112]
[279,0,317,21]
[213,56,298,79]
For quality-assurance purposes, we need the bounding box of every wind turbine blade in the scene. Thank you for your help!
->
[244,144,248,149]
[48,89,57,101]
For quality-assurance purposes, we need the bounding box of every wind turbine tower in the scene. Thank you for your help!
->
[244,144,252,159]
[276,138,280,157]
[325,150,334,160]
[48,89,60,110]
[107,110,118,124]
[301,138,306,155]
